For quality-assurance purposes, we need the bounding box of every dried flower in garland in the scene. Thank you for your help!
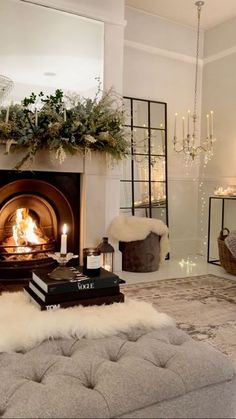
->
[0,86,129,169]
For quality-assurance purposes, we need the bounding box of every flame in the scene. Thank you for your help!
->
[12,208,46,253]
[62,223,67,235]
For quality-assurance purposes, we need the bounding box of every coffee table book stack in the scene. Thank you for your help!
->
[23,267,125,311]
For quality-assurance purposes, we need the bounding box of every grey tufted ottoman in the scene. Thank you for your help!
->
[0,326,235,418]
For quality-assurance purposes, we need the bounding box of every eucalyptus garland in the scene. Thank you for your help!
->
[0,87,129,169]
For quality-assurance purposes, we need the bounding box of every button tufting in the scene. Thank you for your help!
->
[127,337,139,342]
[60,347,73,357]
[170,340,185,346]
[86,383,95,390]
[32,376,42,383]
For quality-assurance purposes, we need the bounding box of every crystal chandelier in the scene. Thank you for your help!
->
[173,1,215,163]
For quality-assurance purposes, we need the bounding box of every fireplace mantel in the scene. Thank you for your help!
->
[0,148,122,270]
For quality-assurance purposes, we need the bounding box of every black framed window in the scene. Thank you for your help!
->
[120,97,168,226]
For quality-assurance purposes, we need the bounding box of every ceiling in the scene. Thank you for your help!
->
[125,0,236,30]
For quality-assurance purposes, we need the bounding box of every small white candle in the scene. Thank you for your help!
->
[182,117,185,139]
[174,113,178,137]
[64,108,67,122]
[187,110,191,136]
[206,114,210,138]
[5,106,9,123]
[35,109,38,127]
[60,223,67,254]
[210,111,214,137]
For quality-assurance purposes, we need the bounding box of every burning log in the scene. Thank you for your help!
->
[1,208,49,261]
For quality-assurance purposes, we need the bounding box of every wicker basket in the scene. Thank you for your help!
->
[217,228,236,275]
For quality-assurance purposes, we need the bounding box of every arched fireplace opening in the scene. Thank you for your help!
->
[0,171,80,280]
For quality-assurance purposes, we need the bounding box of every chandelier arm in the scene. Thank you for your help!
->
[173,144,191,153]
[195,144,210,153]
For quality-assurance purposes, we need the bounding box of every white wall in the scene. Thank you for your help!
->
[18,0,125,94]
[124,7,204,257]
[6,0,234,262]
[0,0,104,101]
[124,7,236,260]
[1,0,125,269]
[199,18,236,258]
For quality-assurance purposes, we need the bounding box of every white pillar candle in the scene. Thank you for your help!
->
[174,113,178,137]
[64,108,67,122]
[5,106,9,123]
[210,111,214,137]
[60,223,67,254]
[182,117,185,139]
[187,110,191,136]
[206,114,210,138]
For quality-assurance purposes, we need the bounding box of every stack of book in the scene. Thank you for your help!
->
[24,267,125,311]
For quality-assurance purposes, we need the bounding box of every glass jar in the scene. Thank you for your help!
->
[83,248,101,276]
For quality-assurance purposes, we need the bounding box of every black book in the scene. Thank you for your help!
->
[29,280,120,304]
[24,286,124,311]
[32,266,123,294]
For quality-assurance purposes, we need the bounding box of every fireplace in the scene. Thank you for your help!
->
[0,170,80,280]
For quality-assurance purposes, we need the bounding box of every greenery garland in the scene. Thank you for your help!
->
[0,86,129,170]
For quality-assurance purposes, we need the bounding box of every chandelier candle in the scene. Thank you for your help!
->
[210,111,214,137]
[182,117,185,139]
[206,114,210,138]
[174,113,178,137]
[187,110,190,136]
[60,224,67,255]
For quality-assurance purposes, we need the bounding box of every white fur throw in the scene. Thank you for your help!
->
[0,292,174,353]
[108,215,169,262]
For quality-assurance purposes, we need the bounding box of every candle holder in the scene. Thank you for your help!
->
[47,252,78,280]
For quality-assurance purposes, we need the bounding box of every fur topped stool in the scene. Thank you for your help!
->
[108,215,169,272]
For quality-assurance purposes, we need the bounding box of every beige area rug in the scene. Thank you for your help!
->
[121,274,236,362]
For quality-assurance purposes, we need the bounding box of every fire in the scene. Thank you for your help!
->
[12,208,46,253]
[0,208,52,262]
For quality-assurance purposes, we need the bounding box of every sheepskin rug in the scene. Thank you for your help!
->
[108,215,169,262]
[0,292,174,353]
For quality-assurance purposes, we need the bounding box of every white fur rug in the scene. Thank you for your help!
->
[108,215,169,262]
[0,292,174,353]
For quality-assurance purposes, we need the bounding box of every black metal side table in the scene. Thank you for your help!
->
[207,195,236,265]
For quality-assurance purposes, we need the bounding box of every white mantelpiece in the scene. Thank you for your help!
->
[0,148,122,269]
